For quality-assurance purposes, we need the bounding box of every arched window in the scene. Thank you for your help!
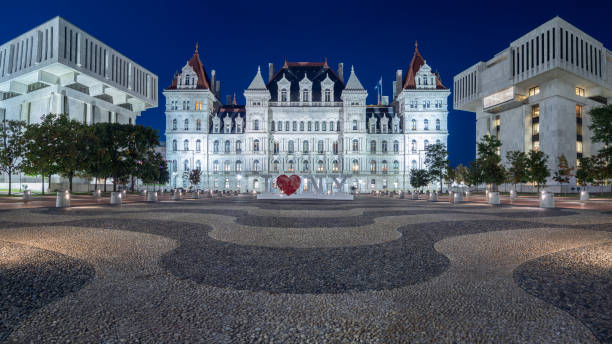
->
[329,121,334,131]
[322,121,326,131]
[235,160,242,172]
[303,140,309,153]
[172,140,177,151]
[253,179,259,189]
[183,159,189,170]
[424,119,429,130]
[303,160,310,172]
[196,160,201,170]
[337,120,341,131]
[293,121,297,131]
[324,89,331,102]
[393,160,399,171]
[183,139,189,151]
[271,121,275,131]
[411,140,417,153]
[332,141,339,154]
[393,140,399,153]
[352,139,359,152]
[382,160,388,173]
[273,160,279,172]
[273,141,279,154]
[288,160,295,172]
[213,160,219,171]
[196,119,202,130]
[253,160,260,171]
[307,121,312,131]
[224,160,231,172]
[253,139,260,152]
[317,160,324,172]
[196,139,201,152]
[302,89,309,102]
[352,120,358,130]
[236,140,242,153]
[224,140,230,153]
[424,139,429,150]
[411,119,417,130]
[300,121,304,131]
[436,139,441,145]
[436,119,441,130]
[382,140,388,153]
[288,140,294,153]
[213,140,219,153]
[332,160,339,172]
[277,121,282,131]
[318,140,324,153]
[172,119,177,130]
[184,119,189,130]
[352,159,359,172]
[254,119,260,130]
[370,160,377,172]
[172,160,177,172]
[370,140,376,153]
[411,160,417,169]
[285,121,290,131]
[281,89,288,102]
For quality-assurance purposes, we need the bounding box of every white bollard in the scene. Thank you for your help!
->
[172,190,182,200]
[510,190,517,200]
[488,191,500,205]
[454,191,464,203]
[485,189,490,198]
[146,191,158,202]
[448,191,455,203]
[411,191,419,200]
[399,191,405,199]
[193,190,200,199]
[93,189,101,199]
[580,190,589,201]
[110,192,122,205]
[465,190,471,199]
[540,191,554,208]
[23,190,32,201]
[56,191,71,208]
[121,190,127,199]
[141,190,147,198]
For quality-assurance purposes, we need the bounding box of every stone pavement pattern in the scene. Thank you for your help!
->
[0,197,610,343]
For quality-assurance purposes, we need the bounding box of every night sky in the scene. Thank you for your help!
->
[2,0,611,166]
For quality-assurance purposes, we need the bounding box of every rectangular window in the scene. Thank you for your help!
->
[560,28,564,59]
[575,87,585,97]
[322,121,326,131]
[547,30,550,61]
[315,121,319,131]
[570,34,574,64]
[529,86,540,96]
[531,105,540,151]
[552,28,555,59]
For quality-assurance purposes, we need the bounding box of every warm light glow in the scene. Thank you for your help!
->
[484,87,514,108]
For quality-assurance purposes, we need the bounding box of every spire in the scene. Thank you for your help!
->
[402,42,425,89]
[195,42,199,54]
[232,92,237,105]
[247,65,267,90]
[415,40,418,51]
[344,65,365,90]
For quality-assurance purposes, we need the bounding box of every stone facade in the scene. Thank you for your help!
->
[454,17,611,186]
[164,45,450,193]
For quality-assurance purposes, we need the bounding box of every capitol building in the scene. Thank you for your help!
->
[164,44,450,193]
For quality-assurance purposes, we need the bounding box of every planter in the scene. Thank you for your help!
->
[110,192,122,205]
[488,191,500,205]
[172,190,182,200]
[540,191,554,208]
[399,191,405,199]
[56,191,71,208]
[121,190,127,199]
[93,190,102,199]
[580,190,589,201]
[411,192,418,200]
[429,192,438,201]
[465,190,471,198]
[454,192,464,203]
[23,190,32,201]
[146,191,159,202]
[448,191,454,203]
[193,191,200,199]
[509,190,517,200]
[141,190,147,197]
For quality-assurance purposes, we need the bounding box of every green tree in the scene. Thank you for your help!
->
[424,143,448,192]
[21,114,62,195]
[126,125,160,192]
[526,150,550,191]
[576,156,595,187]
[465,161,482,190]
[409,169,430,192]
[506,151,529,192]
[445,164,456,192]
[552,155,574,194]
[454,164,469,187]
[189,169,202,190]
[83,123,112,191]
[0,120,27,195]
[474,135,505,191]
[588,105,612,186]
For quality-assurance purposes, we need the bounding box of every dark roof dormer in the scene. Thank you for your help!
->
[267,60,345,102]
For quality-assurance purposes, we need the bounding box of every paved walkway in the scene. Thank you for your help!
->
[0,197,610,342]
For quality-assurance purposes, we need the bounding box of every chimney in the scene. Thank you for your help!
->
[226,95,232,105]
[395,69,403,98]
[268,63,274,83]
[215,81,220,96]
[392,80,397,100]
[211,70,216,94]
[338,63,344,83]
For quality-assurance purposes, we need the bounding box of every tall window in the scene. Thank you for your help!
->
[172,119,177,130]
[253,160,260,171]
[317,160,324,172]
[411,140,417,153]
[196,160,201,170]
[300,121,304,131]
[184,160,189,170]
[324,89,331,102]
[271,121,275,131]
[393,160,399,172]
[288,160,295,172]
[293,121,297,131]
[273,160,279,172]
[332,160,339,172]
[411,119,417,130]
[183,139,189,151]
[532,105,540,151]
[329,121,334,132]
[196,119,202,130]
[370,160,376,172]
[213,160,219,172]
[253,139,260,152]
[315,121,319,131]
[307,121,312,131]
[224,140,230,153]
[370,140,376,153]
[303,140,309,153]
[172,160,177,172]
[302,89,309,102]
[352,120,358,130]
[254,119,260,130]
[281,89,288,102]
[381,160,388,173]
[213,140,219,153]
[337,121,341,131]
[172,140,177,151]
[411,160,417,169]
[285,121,290,131]
[236,140,242,153]
[393,140,399,153]
[184,119,189,130]
[333,141,339,154]
[424,119,429,130]
[303,160,310,172]
[235,160,242,172]
[381,141,387,153]
[196,139,201,152]
[352,159,359,172]
[224,161,230,172]
[436,119,440,130]
[288,140,294,153]
[576,105,583,159]
[424,139,429,150]
[352,139,359,152]
[318,140,324,153]
[322,121,326,131]
[277,121,282,131]
[273,141,279,154]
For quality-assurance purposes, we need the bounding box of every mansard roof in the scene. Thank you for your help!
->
[402,42,447,90]
[267,60,345,102]
[166,44,213,91]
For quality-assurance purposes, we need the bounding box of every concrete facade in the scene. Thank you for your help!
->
[454,17,611,187]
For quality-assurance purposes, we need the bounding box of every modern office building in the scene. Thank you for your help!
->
[0,16,158,191]
[454,17,610,187]
[164,43,450,193]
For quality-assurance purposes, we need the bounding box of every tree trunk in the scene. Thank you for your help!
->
[113,178,117,192]
[48,174,52,192]
[94,177,98,191]
[130,175,135,192]
[7,170,12,196]
[68,171,73,193]
[41,174,45,195]
[104,178,107,193]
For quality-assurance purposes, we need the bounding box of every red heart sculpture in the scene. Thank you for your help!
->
[277,175,301,195]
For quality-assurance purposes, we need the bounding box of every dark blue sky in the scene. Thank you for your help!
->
[2,0,611,166]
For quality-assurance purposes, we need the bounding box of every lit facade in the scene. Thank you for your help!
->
[454,17,611,186]
[164,44,450,193]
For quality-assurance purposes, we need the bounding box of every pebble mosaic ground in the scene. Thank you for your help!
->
[0,196,610,343]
